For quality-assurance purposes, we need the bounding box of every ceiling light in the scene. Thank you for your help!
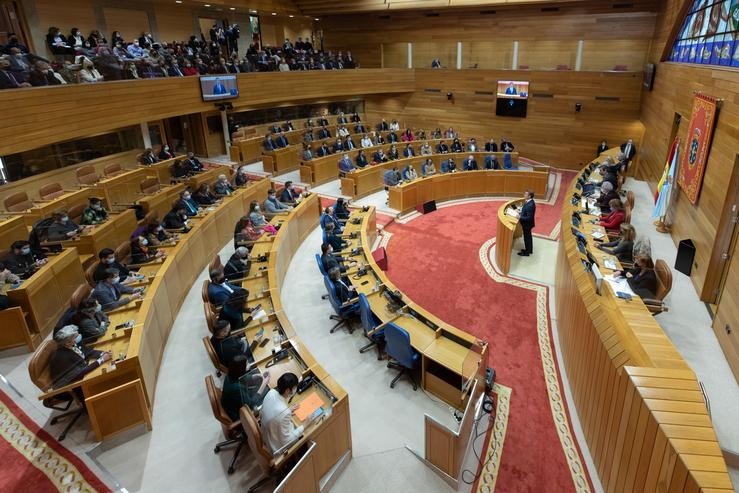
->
[289,14,294,17]
[204,3,211,6]
[314,18,320,21]
[229,7,235,10]
[250,9,257,13]
[271,12,277,15]
[175,0,182,3]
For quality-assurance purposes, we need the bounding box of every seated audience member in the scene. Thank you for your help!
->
[389,119,400,131]
[355,149,369,168]
[597,139,609,156]
[373,148,388,163]
[354,122,366,133]
[224,247,251,283]
[384,167,401,187]
[50,325,111,388]
[171,159,191,179]
[303,130,314,144]
[207,268,241,306]
[221,355,270,419]
[47,211,82,241]
[233,166,250,187]
[420,142,432,156]
[283,121,294,132]
[177,189,201,216]
[218,288,254,331]
[193,183,218,206]
[320,206,343,232]
[416,128,427,140]
[130,235,164,264]
[302,143,314,161]
[81,197,108,225]
[463,155,478,171]
[352,113,362,123]
[387,131,398,143]
[332,137,344,154]
[3,240,47,277]
[597,223,636,263]
[261,372,320,453]
[29,61,65,87]
[485,139,498,152]
[378,119,389,131]
[388,144,399,160]
[334,198,351,220]
[373,132,385,145]
[318,125,331,139]
[344,135,356,150]
[78,57,104,83]
[402,129,414,142]
[317,115,329,127]
[467,138,478,152]
[403,143,415,158]
[338,125,350,138]
[184,152,204,173]
[210,320,252,367]
[500,138,515,152]
[320,242,351,273]
[403,164,418,181]
[46,27,74,55]
[249,201,278,235]
[158,144,174,160]
[339,153,356,174]
[140,148,158,165]
[328,266,356,303]
[72,298,110,341]
[263,133,277,151]
[421,158,437,177]
[214,174,235,196]
[279,181,300,205]
[317,141,332,157]
[445,127,455,139]
[264,189,291,216]
[431,58,442,68]
[93,248,138,284]
[451,138,463,153]
[436,140,449,154]
[441,157,456,173]
[595,181,619,212]
[324,222,347,251]
[431,128,442,139]
[92,268,143,311]
[131,217,174,247]
[0,262,20,309]
[613,254,657,299]
[163,206,190,230]
[276,132,289,148]
[484,154,499,170]
[597,199,626,231]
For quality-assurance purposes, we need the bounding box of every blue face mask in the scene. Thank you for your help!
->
[75,334,82,344]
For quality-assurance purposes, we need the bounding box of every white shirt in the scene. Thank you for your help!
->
[260,389,304,453]
[361,137,372,148]
[338,127,349,137]
[389,122,400,131]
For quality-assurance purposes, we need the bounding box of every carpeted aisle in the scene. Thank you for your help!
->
[0,389,110,492]
[382,185,592,492]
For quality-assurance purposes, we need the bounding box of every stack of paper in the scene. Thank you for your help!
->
[591,230,606,239]
[605,275,636,296]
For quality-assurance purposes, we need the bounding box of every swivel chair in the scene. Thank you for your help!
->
[358,293,384,360]
[323,274,359,334]
[315,254,329,300]
[384,323,420,390]
[204,375,244,474]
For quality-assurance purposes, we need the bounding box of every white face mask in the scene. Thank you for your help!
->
[21,247,31,255]
[141,238,149,246]
[95,303,102,312]
[254,206,260,212]
[61,216,69,223]
[105,257,115,264]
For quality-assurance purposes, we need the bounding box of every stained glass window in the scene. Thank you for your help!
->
[668,0,739,67]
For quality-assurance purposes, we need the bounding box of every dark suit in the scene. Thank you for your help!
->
[49,345,103,388]
[318,128,331,139]
[484,155,499,170]
[519,199,536,254]
[403,148,415,158]
[356,154,368,168]
[463,158,478,170]
[264,138,277,151]
[208,282,241,306]
[597,143,608,155]
[387,132,398,143]
[485,142,498,152]
[317,145,331,157]
[93,260,130,283]
[280,188,299,203]
[626,269,657,299]
[378,122,389,131]
[501,141,515,152]
[210,334,249,367]
[224,253,250,284]
[321,252,345,273]
[276,135,289,148]
[3,251,44,276]
[332,277,354,303]
[620,142,636,161]
[437,143,449,154]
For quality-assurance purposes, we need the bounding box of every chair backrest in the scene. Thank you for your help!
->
[613,64,628,71]
[556,64,570,70]
[315,254,327,276]
[626,190,635,210]
[623,206,632,225]
[67,202,86,224]
[85,261,99,287]
[76,165,99,186]
[140,177,160,195]
[204,303,219,333]
[203,337,227,374]
[104,163,124,177]
[209,254,222,273]
[114,241,132,264]
[39,183,65,201]
[201,279,211,303]
[503,153,513,169]
[4,191,34,212]
[518,65,530,69]
[239,406,274,475]
[384,323,418,369]
[28,339,58,392]
[654,259,672,301]
[70,283,92,309]
[204,374,236,437]
[322,274,342,315]
[358,293,379,335]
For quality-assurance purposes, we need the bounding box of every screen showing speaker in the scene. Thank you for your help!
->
[200,75,239,101]
[496,80,529,99]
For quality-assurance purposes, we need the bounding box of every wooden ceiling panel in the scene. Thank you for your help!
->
[295,0,592,15]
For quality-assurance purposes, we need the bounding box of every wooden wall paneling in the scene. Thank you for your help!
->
[33,0,98,47]
[103,8,150,42]
[581,40,651,72]
[412,42,455,69]
[712,244,739,381]
[517,40,578,70]
[462,41,514,70]
[382,43,408,68]
[154,4,196,45]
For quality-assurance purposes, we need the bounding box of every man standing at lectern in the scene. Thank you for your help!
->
[518,189,536,257]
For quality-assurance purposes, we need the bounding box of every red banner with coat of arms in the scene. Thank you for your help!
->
[677,93,718,205]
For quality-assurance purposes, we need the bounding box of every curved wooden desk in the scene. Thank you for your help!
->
[387,166,546,214]
[555,149,733,491]
[495,198,524,275]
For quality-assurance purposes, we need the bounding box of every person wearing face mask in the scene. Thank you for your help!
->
[234,167,250,187]
[47,210,81,242]
[50,325,111,389]
[263,189,292,218]
[613,254,657,300]
[207,268,241,306]
[127,39,146,59]
[320,242,355,274]
[81,197,108,225]
[279,181,300,205]
[3,240,47,277]
[92,268,144,312]
[183,152,204,173]
[72,298,110,341]
[46,27,74,55]
[260,372,320,453]
[77,56,104,83]
[163,205,190,230]
[177,189,201,217]
[214,174,235,196]
[193,183,218,205]
[130,235,164,264]
[248,201,278,235]
[0,261,21,309]
[68,28,88,50]
[93,248,140,284]
[29,60,66,87]
[158,144,174,160]
[224,247,251,284]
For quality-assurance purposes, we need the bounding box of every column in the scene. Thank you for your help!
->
[140,122,152,149]
[512,41,519,70]
[457,41,462,69]
[576,40,584,71]
[408,42,413,69]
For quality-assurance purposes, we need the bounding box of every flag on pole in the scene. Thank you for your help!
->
[652,137,680,219]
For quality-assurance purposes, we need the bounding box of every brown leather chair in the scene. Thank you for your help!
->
[205,374,244,474]
[28,340,86,441]
[140,177,160,195]
[85,261,99,287]
[104,163,124,177]
[204,302,219,334]
[76,165,100,186]
[114,240,157,269]
[626,190,635,211]
[67,202,87,224]
[203,336,226,376]
[240,405,296,492]
[3,191,34,212]
[644,259,672,315]
[201,279,211,304]
[70,284,92,309]
[136,153,144,165]
[613,64,628,71]
[39,183,66,201]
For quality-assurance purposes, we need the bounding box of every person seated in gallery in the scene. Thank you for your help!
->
[163,205,190,230]
[595,181,619,213]
[500,138,515,152]
[176,189,201,216]
[403,143,415,158]
[485,139,498,152]
[371,148,388,164]
[263,132,277,151]
[50,325,111,389]
[596,223,636,263]
[140,148,158,165]
[388,144,399,160]
[92,268,144,312]
[354,122,366,133]
[389,119,400,131]
[421,159,437,177]
[132,217,176,247]
[384,166,401,187]
[130,235,165,264]
[193,183,218,206]
[332,137,344,154]
[320,206,343,232]
[183,152,204,173]
[264,188,292,217]
[484,154,499,170]
[613,254,657,299]
[401,128,414,142]
[158,144,175,160]
[275,131,289,148]
[221,354,271,420]
[343,135,356,150]
[278,181,300,205]
[337,125,350,138]
[248,201,278,235]
[3,240,47,277]
[318,125,331,139]
[387,131,398,143]
[360,133,373,148]
[224,247,251,285]
[355,149,369,168]
[93,248,140,284]
[596,199,626,232]
[210,320,254,368]
[334,198,351,221]
[171,159,191,179]
[317,141,332,157]
[467,138,478,152]
[373,131,385,145]
[445,127,455,139]
[72,298,110,341]
[47,211,83,242]
[463,155,478,171]
[436,140,449,154]
[440,157,457,173]
[451,138,463,153]
[302,142,314,161]
[207,268,242,306]
[420,142,432,156]
[403,164,418,181]
[217,289,257,332]
[377,119,389,131]
[213,174,235,196]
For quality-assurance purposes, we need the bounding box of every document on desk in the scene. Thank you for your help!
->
[505,208,519,219]
[591,230,606,239]
[603,257,618,271]
[293,392,323,422]
[605,275,635,296]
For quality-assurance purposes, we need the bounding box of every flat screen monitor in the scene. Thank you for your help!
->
[200,75,239,102]
[496,98,528,117]
[497,80,529,99]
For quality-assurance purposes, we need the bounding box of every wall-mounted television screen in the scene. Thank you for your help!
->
[200,75,239,102]
[496,97,528,117]
[496,80,529,99]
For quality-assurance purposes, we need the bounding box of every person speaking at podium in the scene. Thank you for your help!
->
[518,189,536,257]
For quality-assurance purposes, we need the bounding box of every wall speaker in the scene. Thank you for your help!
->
[575,103,582,112]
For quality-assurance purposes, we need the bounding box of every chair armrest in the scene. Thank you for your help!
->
[340,298,358,309]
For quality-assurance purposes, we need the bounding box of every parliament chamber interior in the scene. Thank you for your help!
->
[1,0,739,491]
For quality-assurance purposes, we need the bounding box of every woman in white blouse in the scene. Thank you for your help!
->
[78,57,104,83]
[360,133,373,148]
[420,142,432,156]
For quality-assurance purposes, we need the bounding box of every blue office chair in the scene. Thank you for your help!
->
[384,323,420,390]
[315,254,329,300]
[503,153,513,169]
[358,293,384,360]
[323,274,359,334]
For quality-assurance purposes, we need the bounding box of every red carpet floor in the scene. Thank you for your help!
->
[0,389,110,492]
[383,181,592,492]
